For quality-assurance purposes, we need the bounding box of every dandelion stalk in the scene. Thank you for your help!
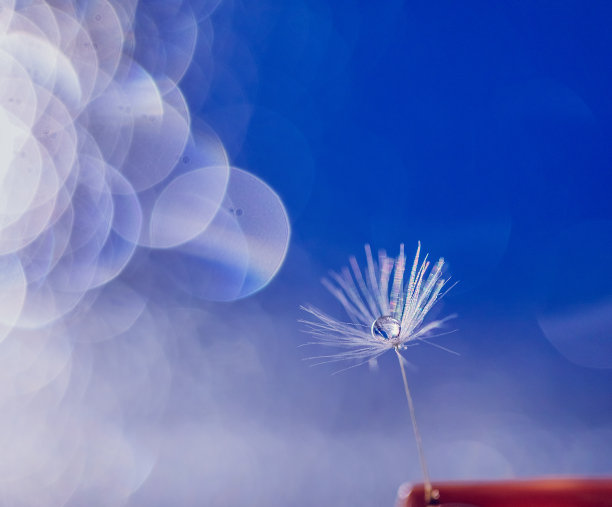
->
[395,347,432,504]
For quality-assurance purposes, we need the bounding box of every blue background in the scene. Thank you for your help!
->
[145,1,612,505]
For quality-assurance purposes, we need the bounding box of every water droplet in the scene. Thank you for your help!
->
[371,315,401,340]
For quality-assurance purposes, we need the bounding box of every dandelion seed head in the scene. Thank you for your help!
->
[301,242,454,367]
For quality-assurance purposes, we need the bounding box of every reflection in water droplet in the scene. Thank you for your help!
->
[371,315,401,340]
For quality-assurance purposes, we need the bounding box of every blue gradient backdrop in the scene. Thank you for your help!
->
[184,1,612,505]
[1,1,611,506]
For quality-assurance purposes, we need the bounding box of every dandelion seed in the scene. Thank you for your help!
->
[301,242,454,365]
[301,242,455,505]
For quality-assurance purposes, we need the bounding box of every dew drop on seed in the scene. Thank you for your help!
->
[371,315,401,340]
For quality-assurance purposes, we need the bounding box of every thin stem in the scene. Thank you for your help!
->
[395,348,432,505]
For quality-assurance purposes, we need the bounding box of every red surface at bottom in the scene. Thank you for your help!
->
[397,477,612,507]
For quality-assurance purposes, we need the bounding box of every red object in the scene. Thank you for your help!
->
[397,478,612,507]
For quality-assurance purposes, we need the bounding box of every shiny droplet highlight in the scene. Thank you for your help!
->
[371,315,401,340]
